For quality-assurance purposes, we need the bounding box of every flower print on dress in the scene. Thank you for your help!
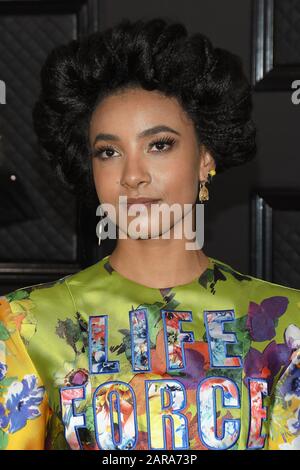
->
[0,361,7,381]
[64,368,89,387]
[285,324,300,351]
[93,382,136,450]
[131,309,150,371]
[243,341,291,392]
[271,349,300,403]
[55,318,83,356]
[275,324,300,380]
[277,361,300,401]
[198,378,240,449]
[246,296,289,342]
[175,343,209,390]
[59,385,87,450]
[145,380,188,449]
[287,407,300,435]
[204,310,242,368]
[0,403,9,429]
[267,349,300,449]
[164,311,194,369]
[0,291,37,346]
[54,313,89,386]
[199,261,252,295]
[4,374,45,433]
[279,435,300,450]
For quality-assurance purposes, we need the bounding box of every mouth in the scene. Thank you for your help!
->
[126,198,161,207]
[125,199,160,209]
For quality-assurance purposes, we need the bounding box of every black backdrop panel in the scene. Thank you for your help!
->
[0,0,99,292]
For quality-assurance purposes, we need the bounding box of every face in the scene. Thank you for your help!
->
[89,87,214,240]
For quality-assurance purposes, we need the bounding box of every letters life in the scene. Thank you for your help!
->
[59,308,268,450]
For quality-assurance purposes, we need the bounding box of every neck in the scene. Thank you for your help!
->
[108,203,209,288]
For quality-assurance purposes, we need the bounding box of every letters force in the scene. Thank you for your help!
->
[59,308,268,450]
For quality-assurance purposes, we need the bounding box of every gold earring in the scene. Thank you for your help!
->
[199,181,209,202]
[199,169,216,203]
[208,169,216,179]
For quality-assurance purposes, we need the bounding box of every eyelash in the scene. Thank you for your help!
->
[92,136,176,160]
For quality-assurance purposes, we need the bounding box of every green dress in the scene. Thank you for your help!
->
[0,255,300,450]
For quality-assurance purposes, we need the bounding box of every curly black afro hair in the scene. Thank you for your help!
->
[32,17,256,205]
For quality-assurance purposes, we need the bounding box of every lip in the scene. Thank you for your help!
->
[126,198,161,205]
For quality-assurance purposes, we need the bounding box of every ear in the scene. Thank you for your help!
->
[198,146,216,181]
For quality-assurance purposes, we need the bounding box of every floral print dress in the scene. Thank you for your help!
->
[0,255,300,450]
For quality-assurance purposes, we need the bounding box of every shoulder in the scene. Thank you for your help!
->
[211,256,300,297]
[0,275,71,317]
[211,257,300,332]
[0,257,109,327]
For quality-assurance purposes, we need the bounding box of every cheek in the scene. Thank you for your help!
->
[161,162,198,203]
[92,163,118,203]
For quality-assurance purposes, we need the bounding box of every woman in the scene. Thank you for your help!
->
[0,17,299,451]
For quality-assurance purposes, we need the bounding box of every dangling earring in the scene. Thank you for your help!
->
[199,181,209,202]
[199,169,216,203]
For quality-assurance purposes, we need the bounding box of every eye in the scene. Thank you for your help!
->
[92,135,176,160]
[149,136,176,153]
[92,145,120,160]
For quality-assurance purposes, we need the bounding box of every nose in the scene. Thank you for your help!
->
[120,153,151,190]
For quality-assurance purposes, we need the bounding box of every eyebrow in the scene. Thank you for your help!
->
[92,125,181,146]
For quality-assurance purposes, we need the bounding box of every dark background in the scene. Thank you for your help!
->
[0,0,300,295]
